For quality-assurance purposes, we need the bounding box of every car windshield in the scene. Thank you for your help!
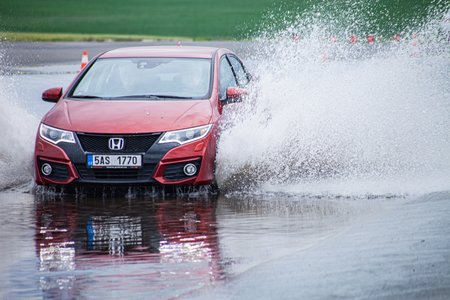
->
[70,57,212,100]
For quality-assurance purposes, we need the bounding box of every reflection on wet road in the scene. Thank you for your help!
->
[34,193,222,299]
[0,190,369,299]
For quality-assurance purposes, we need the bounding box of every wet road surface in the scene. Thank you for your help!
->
[0,190,369,299]
[2,188,449,299]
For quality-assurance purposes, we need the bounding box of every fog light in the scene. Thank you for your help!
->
[41,163,52,176]
[183,163,197,176]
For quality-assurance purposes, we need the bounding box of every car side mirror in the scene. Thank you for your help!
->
[222,87,247,104]
[42,87,63,102]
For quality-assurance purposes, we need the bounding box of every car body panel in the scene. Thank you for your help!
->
[43,99,213,134]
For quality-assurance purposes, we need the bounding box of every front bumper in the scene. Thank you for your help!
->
[34,129,216,186]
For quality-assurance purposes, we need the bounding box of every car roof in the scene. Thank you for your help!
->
[100,46,220,59]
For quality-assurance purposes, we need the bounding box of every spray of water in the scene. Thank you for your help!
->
[0,76,39,190]
[216,3,450,195]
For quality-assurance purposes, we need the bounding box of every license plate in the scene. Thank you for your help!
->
[87,154,142,168]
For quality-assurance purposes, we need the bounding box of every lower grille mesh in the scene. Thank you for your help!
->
[75,164,156,182]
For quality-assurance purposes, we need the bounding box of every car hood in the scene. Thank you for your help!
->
[43,99,213,134]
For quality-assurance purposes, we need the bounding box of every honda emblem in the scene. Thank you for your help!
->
[108,138,124,150]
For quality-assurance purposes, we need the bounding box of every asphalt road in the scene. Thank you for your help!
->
[0,41,252,69]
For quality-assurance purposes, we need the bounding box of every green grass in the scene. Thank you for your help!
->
[0,32,195,42]
[0,0,298,40]
[0,0,447,41]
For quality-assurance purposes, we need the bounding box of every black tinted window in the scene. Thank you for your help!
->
[219,56,237,100]
[228,55,249,86]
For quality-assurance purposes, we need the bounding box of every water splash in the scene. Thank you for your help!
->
[0,75,39,190]
[216,3,450,194]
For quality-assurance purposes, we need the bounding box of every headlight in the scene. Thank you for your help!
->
[159,124,212,145]
[39,123,75,144]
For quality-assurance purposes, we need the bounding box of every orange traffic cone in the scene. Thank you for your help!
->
[80,50,88,70]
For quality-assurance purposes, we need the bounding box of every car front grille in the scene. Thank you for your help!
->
[77,133,161,153]
[75,164,156,182]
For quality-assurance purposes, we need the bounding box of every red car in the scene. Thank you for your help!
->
[35,46,250,187]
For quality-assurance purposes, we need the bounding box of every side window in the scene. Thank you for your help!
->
[219,56,237,100]
[227,55,249,86]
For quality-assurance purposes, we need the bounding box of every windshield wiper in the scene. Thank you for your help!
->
[151,94,194,99]
[71,95,107,99]
[109,94,194,100]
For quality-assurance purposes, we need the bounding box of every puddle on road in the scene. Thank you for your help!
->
[0,190,379,299]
